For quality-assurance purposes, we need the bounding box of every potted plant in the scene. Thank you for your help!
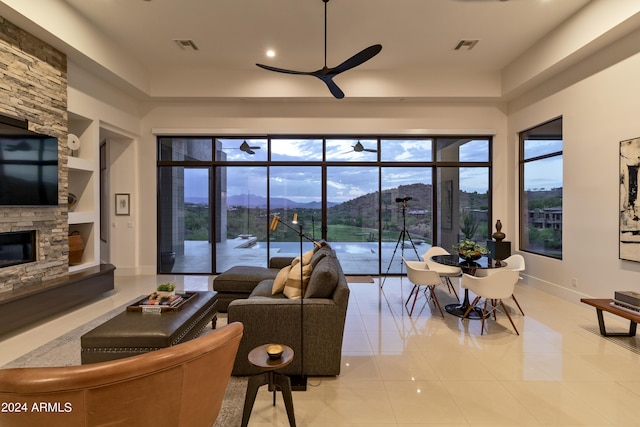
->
[453,239,489,262]
[156,282,176,298]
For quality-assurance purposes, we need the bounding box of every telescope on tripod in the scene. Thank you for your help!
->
[380,196,420,288]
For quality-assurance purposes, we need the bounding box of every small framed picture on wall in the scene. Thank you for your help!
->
[115,193,130,216]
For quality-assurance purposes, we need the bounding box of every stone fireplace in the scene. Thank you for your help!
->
[0,16,69,293]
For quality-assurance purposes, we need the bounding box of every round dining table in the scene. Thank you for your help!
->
[431,254,506,319]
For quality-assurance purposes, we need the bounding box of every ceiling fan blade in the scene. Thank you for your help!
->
[315,76,344,99]
[256,63,312,75]
[330,44,382,75]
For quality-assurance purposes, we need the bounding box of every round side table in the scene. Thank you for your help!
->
[241,344,296,427]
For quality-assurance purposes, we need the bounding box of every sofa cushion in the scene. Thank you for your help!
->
[284,263,313,299]
[251,280,287,299]
[272,265,291,295]
[305,256,338,298]
[213,266,278,293]
[309,251,327,269]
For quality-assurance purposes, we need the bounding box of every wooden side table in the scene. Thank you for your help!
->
[241,344,296,427]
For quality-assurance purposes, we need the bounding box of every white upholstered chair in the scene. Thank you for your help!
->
[502,254,525,315]
[403,257,444,317]
[421,246,460,299]
[476,253,526,315]
[461,269,520,335]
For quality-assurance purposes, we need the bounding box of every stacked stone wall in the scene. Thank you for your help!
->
[0,16,68,292]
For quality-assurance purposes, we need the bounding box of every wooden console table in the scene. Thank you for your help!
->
[581,298,638,337]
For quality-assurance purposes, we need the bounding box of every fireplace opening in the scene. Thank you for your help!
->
[0,230,37,268]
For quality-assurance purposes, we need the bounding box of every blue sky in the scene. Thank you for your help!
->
[181,137,557,202]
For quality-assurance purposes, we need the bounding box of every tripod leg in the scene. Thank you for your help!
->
[381,230,406,288]
[403,230,421,260]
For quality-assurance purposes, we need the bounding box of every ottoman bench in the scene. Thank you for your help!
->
[81,291,218,364]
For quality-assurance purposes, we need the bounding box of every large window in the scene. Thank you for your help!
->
[519,117,563,259]
[157,135,492,274]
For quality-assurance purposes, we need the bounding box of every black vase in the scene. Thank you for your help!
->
[160,251,176,272]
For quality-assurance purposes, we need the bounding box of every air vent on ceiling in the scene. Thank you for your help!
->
[174,39,199,51]
[454,39,479,51]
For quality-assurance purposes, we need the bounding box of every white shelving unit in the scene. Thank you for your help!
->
[67,112,100,273]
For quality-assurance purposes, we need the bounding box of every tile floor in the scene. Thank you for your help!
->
[2,274,640,426]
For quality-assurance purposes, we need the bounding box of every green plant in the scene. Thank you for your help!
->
[157,283,176,292]
[460,212,479,240]
[452,239,489,259]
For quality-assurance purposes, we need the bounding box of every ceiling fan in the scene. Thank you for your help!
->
[239,140,260,155]
[341,140,377,154]
[353,141,377,153]
[256,0,382,99]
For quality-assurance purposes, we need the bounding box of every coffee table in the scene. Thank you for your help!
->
[81,291,218,364]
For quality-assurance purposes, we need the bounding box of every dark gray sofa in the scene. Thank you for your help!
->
[227,245,350,377]
[212,257,293,312]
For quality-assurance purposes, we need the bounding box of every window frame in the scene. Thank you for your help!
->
[518,117,563,259]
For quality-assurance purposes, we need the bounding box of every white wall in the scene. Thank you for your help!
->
[68,62,142,276]
[508,33,640,302]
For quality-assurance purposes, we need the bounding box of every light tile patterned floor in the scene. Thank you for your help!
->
[2,274,640,426]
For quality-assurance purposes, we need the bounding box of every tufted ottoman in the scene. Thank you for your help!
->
[80,291,218,364]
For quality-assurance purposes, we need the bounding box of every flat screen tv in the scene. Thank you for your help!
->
[0,116,59,206]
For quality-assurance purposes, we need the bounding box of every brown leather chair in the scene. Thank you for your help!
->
[0,322,243,427]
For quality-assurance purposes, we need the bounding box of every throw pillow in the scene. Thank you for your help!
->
[305,256,338,298]
[272,265,291,295]
[284,263,313,299]
[290,249,314,268]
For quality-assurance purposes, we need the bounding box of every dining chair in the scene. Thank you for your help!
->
[402,257,445,317]
[475,253,526,316]
[502,254,526,315]
[421,246,460,299]
[460,269,520,335]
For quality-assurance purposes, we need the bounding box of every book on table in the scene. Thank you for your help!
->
[126,292,198,312]
[141,294,184,307]
[614,291,640,308]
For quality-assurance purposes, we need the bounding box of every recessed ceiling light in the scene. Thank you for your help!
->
[266,50,276,58]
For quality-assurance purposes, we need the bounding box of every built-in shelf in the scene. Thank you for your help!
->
[67,111,99,273]
[68,156,93,171]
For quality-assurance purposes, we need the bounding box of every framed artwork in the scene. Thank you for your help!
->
[115,193,130,216]
[620,137,640,261]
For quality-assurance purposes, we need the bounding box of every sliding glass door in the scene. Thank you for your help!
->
[158,166,212,274]
[157,135,492,275]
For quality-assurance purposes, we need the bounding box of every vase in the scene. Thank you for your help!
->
[160,251,175,272]
[492,219,506,242]
[68,231,85,265]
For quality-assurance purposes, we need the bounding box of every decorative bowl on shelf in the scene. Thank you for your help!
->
[266,344,284,360]
[68,193,78,211]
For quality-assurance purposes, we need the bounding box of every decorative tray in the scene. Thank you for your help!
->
[127,292,198,313]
